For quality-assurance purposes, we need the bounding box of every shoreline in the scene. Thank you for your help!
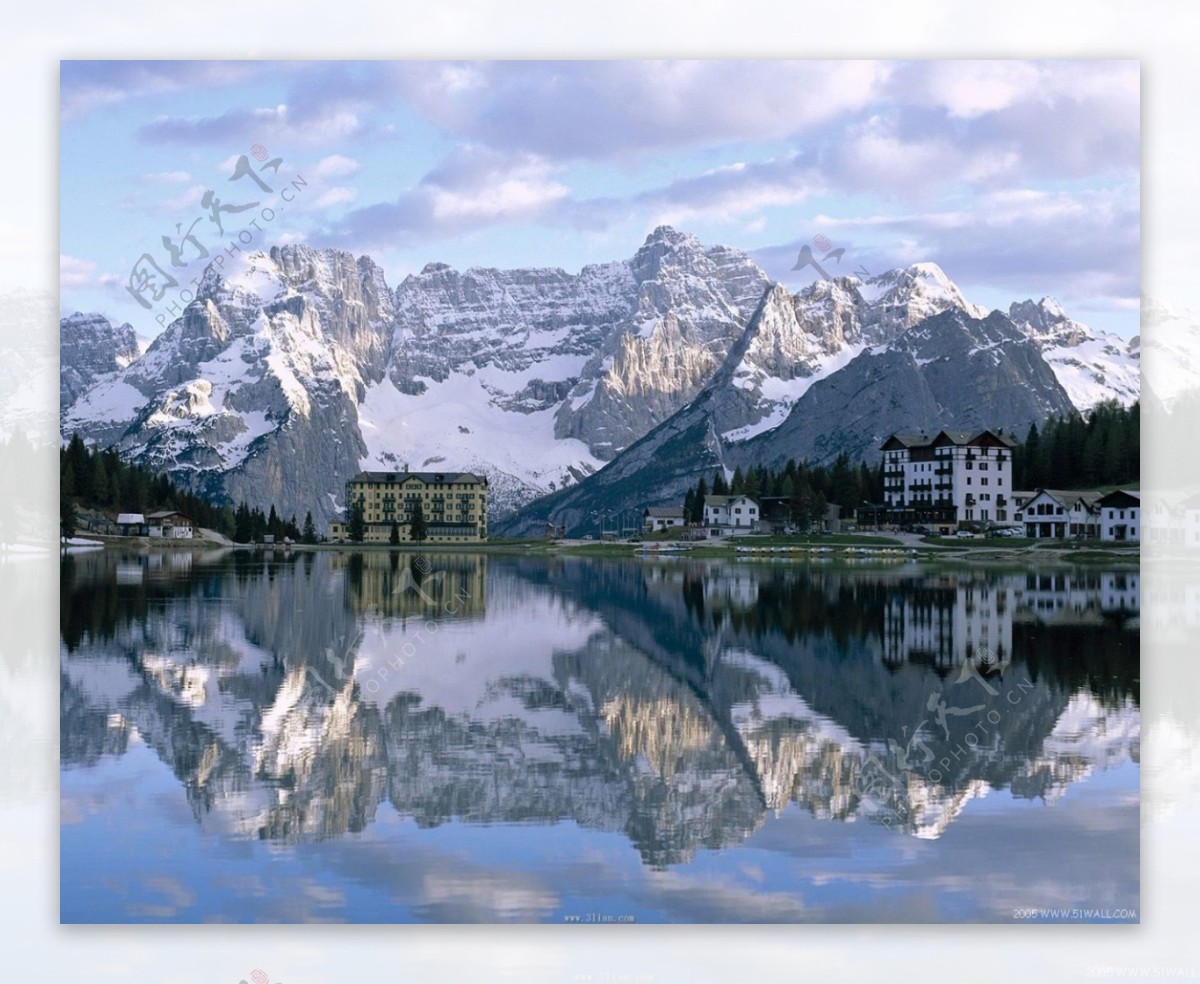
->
[77,530,1141,568]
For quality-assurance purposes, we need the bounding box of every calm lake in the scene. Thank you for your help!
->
[59,548,1139,923]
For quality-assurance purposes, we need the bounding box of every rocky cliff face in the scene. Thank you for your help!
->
[551,227,770,458]
[64,246,391,523]
[59,312,140,412]
[60,230,1136,530]
[496,299,1077,538]
[1008,296,1140,409]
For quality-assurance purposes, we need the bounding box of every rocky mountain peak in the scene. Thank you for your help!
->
[630,225,712,283]
[1008,296,1089,347]
[60,311,140,411]
[60,228,1137,532]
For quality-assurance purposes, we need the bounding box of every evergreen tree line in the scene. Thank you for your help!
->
[60,433,317,543]
[681,454,884,528]
[1012,400,1139,491]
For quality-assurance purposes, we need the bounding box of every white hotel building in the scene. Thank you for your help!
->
[880,429,1017,530]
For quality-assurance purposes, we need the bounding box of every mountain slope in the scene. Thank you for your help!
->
[1008,297,1139,409]
[64,247,392,523]
[61,229,774,524]
[497,305,1076,537]
[61,231,1136,530]
[59,312,140,413]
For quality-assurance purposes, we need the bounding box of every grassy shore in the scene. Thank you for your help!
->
[87,528,1140,567]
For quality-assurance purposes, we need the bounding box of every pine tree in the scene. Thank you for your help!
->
[347,500,366,543]
[302,511,317,544]
[712,471,729,495]
[389,520,401,545]
[744,466,761,499]
[730,466,745,495]
[234,502,252,543]
[693,477,708,524]
[682,488,696,524]
[409,500,427,541]
[60,492,76,541]
[65,434,92,499]
[1021,423,1040,488]
[92,454,110,505]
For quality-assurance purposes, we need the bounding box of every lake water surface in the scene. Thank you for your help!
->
[60,549,1139,923]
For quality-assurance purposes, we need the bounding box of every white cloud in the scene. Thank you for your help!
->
[59,254,120,291]
[140,170,193,184]
[919,61,1046,118]
[313,187,357,210]
[141,103,359,147]
[314,155,360,180]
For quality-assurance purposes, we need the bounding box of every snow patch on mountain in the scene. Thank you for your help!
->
[358,369,605,517]
[723,343,868,442]
[60,233,1140,532]
[1009,297,1139,409]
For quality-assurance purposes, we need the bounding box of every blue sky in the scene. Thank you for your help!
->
[59,60,1140,338]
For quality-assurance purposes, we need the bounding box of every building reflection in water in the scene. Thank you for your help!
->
[331,550,487,619]
[60,551,1139,863]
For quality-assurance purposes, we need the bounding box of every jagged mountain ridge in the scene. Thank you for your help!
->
[59,228,1137,528]
[496,301,1078,537]
[1008,296,1139,409]
[59,311,140,413]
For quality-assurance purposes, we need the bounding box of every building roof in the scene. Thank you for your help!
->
[116,513,145,525]
[881,432,931,449]
[1024,489,1105,509]
[881,428,1018,451]
[645,506,685,518]
[704,495,758,507]
[146,510,191,521]
[1097,488,1141,508]
[349,470,487,485]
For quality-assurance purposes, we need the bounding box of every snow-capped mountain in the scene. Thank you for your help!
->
[60,228,1139,529]
[1008,297,1140,409]
[59,311,141,412]
[497,298,1077,538]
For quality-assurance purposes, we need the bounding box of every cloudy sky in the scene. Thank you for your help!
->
[59,59,1139,338]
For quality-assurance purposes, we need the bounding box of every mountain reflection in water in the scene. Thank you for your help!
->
[60,550,1139,873]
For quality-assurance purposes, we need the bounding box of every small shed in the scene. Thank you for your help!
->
[116,513,145,536]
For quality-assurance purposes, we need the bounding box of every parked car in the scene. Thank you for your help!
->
[956,530,976,539]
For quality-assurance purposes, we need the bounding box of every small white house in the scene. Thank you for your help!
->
[1097,489,1140,543]
[643,506,686,532]
[704,495,759,535]
[1015,489,1101,539]
[145,510,194,539]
